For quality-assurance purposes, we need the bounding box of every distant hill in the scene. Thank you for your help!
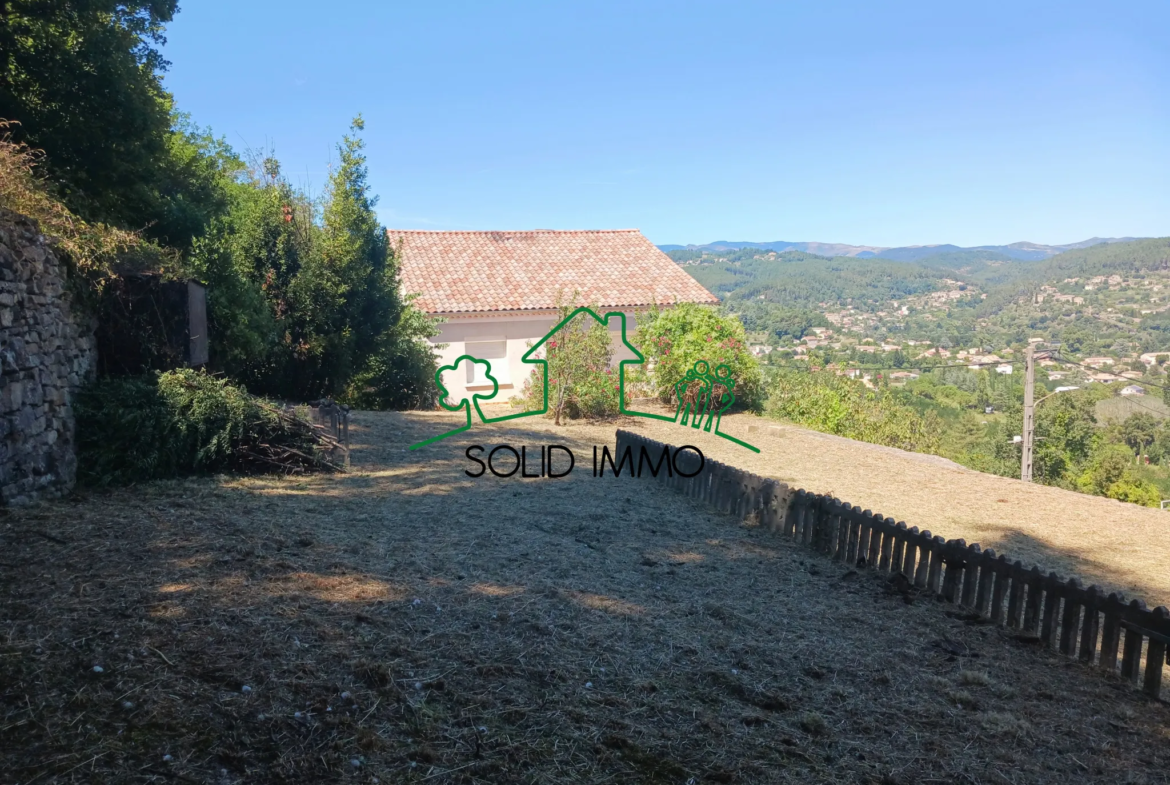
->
[658,237,1145,261]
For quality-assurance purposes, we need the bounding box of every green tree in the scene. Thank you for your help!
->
[0,2,228,247]
[1033,390,1100,485]
[1121,412,1158,460]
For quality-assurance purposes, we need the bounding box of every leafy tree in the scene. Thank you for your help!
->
[0,2,229,247]
[1121,412,1158,459]
[189,119,437,406]
[1077,444,1161,506]
[1033,390,1100,485]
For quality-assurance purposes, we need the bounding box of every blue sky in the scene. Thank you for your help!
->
[163,1,1169,248]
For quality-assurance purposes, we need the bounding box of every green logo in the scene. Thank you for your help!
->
[409,307,759,453]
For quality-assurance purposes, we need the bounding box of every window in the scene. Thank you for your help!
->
[464,339,509,385]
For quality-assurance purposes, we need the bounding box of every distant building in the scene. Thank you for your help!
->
[995,364,1013,375]
[1083,357,1115,368]
[1139,352,1170,366]
[1120,385,1147,396]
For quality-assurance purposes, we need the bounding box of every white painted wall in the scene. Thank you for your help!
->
[431,311,640,404]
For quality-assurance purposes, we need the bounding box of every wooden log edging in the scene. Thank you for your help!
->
[615,429,1170,701]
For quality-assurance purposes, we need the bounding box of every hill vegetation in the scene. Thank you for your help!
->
[670,239,1170,507]
[0,3,439,412]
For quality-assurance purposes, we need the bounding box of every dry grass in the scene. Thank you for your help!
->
[666,409,1170,608]
[2,410,1169,783]
[0,119,166,281]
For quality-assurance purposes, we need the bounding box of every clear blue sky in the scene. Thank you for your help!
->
[163,1,1169,248]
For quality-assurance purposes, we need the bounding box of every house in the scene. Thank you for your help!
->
[1120,385,1147,396]
[995,364,1013,375]
[1139,352,1170,366]
[394,229,718,402]
[1083,357,1115,368]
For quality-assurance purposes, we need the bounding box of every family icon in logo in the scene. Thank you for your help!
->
[409,307,759,453]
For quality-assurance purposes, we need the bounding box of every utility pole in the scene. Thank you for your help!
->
[1021,340,1060,482]
[1021,343,1035,482]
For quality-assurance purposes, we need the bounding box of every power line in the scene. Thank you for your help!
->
[1054,357,1170,391]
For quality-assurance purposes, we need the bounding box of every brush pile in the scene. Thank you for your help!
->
[75,368,345,485]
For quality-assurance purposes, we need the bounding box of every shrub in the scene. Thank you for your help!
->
[75,369,339,486]
[632,303,764,410]
[515,301,624,423]
[765,369,941,453]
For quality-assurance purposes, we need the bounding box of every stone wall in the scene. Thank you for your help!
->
[0,208,96,504]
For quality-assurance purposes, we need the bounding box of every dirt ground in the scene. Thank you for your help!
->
[2,410,1169,784]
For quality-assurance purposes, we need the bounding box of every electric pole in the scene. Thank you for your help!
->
[1021,343,1035,482]
[1021,340,1059,482]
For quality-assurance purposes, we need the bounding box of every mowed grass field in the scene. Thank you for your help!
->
[1,410,1168,783]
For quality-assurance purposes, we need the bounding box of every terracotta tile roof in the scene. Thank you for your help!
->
[392,229,719,314]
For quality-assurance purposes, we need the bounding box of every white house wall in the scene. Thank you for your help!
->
[431,311,640,404]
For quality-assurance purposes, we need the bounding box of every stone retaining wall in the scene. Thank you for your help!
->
[0,208,96,504]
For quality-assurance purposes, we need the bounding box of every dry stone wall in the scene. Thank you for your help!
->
[0,209,96,504]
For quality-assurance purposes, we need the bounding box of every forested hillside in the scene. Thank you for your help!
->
[672,239,1170,507]
[673,238,1170,357]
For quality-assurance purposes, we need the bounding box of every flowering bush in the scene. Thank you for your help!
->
[632,303,764,411]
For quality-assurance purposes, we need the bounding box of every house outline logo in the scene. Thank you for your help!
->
[409,307,759,453]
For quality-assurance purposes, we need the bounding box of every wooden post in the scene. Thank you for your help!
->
[974,548,995,615]
[878,518,895,572]
[990,555,1010,624]
[914,530,933,589]
[890,523,908,576]
[902,527,920,580]
[1079,586,1101,663]
[941,540,963,603]
[1040,572,1062,649]
[857,511,874,567]
[1059,579,1082,656]
[1006,561,1026,629]
[867,515,883,568]
[960,544,980,608]
[1023,566,1044,634]
[1141,606,1170,699]
[927,536,946,594]
[1121,625,1144,685]
[1098,593,1124,672]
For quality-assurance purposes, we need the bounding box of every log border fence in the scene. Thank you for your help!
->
[616,429,1170,701]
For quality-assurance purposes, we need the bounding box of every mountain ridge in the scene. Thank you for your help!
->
[657,237,1145,261]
